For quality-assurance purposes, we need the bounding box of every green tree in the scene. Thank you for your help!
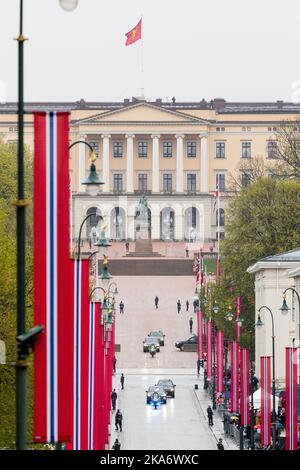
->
[213,178,300,346]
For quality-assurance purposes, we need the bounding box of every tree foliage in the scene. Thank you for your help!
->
[212,178,300,347]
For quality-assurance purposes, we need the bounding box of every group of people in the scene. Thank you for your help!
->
[111,373,125,451]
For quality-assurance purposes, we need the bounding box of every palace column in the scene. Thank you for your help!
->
[151,134,160,193]
[175,134,184,193]
[126,133,135,193]
[101,133,111,193]
[200,133,209,192]
[78,134,87,192]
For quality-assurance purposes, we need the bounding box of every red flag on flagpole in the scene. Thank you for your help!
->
[206,321,213,378]
[33,112,73,444]
[125,18,142,46]
[216,331,224,393]
[261,356,271,447]
[240,348,250,426]
[230,341,239,413]
[285,347,298,450]
[197,309,203,361]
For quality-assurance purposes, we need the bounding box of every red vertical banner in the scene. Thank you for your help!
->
[240,348,250,426]
[230,341,239,413]
[33,112,73,444]
[98,310,106,450]
[216,330,224,393]
[261,356,271,447]
[90,302,103,450]
[197,309,203,360]
[235,296,241,341]
[285,348,298,450]
[206,321,213,378]
[66,259,90,450]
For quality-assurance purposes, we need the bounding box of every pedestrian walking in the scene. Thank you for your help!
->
[112,438,121,450]
[111,389,117,411]
[113,355,117,374]
[115,409,123,432]
[125,241,129,254]
[217,438,224,450]
[177,300,181,314]
[207,405,214,426]
[119,301,124,314]
[193,299,198,314]
[185,244,189,258]
[186,300,189,312]
[120,373,125,390]
[197,358,201,375]
[154,296,159,309]
[189,317,193,333]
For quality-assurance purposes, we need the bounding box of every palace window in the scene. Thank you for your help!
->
[241,141,251,158]
[187,141,197,158]
[163,141,173,158]
[241,172,251,187]
[138,173,148,191]
[89,141,99,158]
[113,141,123,158]
[187,173,196,192]
[216,142,225,158]
[163,173,173,192]
[138,141,148,158]
[113,173,123,192]
[267,141,277,158]
[216,174,226,191]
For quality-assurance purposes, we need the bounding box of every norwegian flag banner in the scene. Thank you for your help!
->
[197,309,203,360]
[285,348,298,450]
[206,321,213,378]
[67,259,90,450]
[230,341,239,413]
[216,330,224,393]
[33,112,72,443]
[240,348,250,426]
[261,356,271,447]
[235,296,241,341]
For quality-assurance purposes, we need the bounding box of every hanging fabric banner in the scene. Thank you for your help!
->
[33,112,72,444]
[216,330,224,393]
[235,296,241,341]
[261,356,271,447]
[197,309,203,360]
[230,341,239,413]
[206,320,213,378]
[66,259,90,450]
[240,348,250,426]
[285,347,298,451]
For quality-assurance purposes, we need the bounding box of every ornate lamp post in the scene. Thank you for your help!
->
[212,301,219,410]
[256,306,277,450]
[280,288,300,348]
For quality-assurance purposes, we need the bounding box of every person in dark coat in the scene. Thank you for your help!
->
[119,301,124,314]
[217,438,224,450]
[186,300,189,312]
[120,373,125,390]
[154,296,159,309]
[111,389,117,411]
[193,299,198,313]
[197,358,201,375]
[189,317,193,333]
[113,356,117,374]
[177,300,181,314]
[112,438,121,450]
[207,405,214,426]
[115,409,123,432]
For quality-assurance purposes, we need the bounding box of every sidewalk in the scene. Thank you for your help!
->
[193,370,238,451]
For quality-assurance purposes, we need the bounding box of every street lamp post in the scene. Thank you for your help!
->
[256,306,277,450]
[280,287,300,348]
[249,328,255,451]
[212,301,219,410]
[15,0,80,450]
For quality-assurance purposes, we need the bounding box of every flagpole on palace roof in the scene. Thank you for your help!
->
[140,14,145,98]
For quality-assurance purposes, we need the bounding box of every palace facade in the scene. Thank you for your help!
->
[1,97,300,244]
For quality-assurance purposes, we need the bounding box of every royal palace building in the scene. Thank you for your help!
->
[1,97,300,244]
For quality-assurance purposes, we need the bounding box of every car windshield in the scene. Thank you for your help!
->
[145,337,159,344]
[150,331,162,337]
[157,380,173,387]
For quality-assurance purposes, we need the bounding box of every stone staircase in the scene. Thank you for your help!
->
[125,239,163,257]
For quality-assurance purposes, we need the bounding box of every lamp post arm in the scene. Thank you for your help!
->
[69,140,95,153]
[89,286,106,301]
[283,287,300,345]
[77,212,103,260]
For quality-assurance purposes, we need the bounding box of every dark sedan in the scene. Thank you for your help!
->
[148,330,165,346]
[143,337,160,353]
[175,334,197,351]
[156,379,176,398]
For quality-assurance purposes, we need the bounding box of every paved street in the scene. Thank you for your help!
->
[110,370,217,450]
[114,276,197,369]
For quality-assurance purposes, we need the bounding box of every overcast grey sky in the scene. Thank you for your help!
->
[0,0,300,103]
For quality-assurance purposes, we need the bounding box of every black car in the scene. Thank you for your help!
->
[175,334,197,351]
[148,330,165,346]
[156,379,176,398]
[143,337,160,353]
[146,386,167,405]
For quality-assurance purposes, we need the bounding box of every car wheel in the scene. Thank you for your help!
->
[172,393,175,398]
[180,346,183,351]
[143,348,146,353]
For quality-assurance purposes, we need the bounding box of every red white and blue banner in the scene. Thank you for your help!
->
[240,348,250,426]
[235,296,241,341]
[285,347,298,451]
[206,321,213,378]
[216,330,224,393]
[67,259,90,450]
[33,112,72,443]
[261,356,271,447]
[230,341,239,413]
[197,309,203,360]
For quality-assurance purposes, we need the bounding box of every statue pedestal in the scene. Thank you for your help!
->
[139,226,149,240]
